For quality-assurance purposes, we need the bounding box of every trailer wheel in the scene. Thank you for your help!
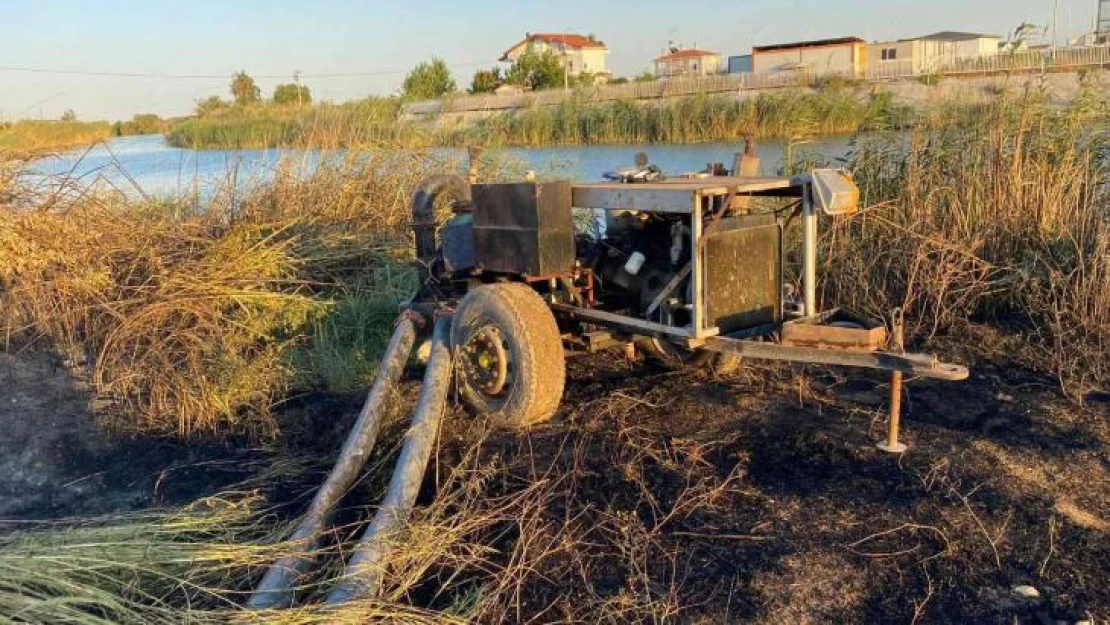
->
[640,338,743,375]
[451,283,565,428]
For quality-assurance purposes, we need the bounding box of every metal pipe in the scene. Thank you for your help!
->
[326,315,454,604]
[732,135,761,214]
[248,317,418,609]
[802,186,818,317]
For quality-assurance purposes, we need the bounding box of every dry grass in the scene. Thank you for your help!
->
[0,145,529,436]
[0,120,111,153]
[823,89,1110,397]
[0,485,464,624]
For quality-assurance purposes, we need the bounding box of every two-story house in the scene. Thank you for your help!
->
[499,33,611,80]
[654,48,723,78]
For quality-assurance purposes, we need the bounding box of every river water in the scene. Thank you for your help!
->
[24,134,858,201]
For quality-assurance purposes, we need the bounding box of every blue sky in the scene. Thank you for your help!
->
[0,0,1100,121]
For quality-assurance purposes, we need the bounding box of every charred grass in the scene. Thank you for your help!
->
[4,358,1103,622]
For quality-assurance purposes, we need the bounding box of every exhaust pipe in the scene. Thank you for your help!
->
[248,315,420,609]
[326,315,454,604]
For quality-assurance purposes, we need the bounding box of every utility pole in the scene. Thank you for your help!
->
[1051,0,1059,58]
[564,50,570,91]
[294,70,303,106]
[561,43,570,92]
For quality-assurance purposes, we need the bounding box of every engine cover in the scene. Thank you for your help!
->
[471,182,576,277]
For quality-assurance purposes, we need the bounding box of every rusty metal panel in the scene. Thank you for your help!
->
[471,182,575,276]
[702,220,782,334]
[782,309,887,352]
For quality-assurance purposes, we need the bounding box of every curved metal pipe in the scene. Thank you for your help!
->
[326,315,453,604]
[412,175,471,269]
[248,317,419,610]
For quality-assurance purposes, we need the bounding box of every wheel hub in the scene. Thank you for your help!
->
[463,326,509,395]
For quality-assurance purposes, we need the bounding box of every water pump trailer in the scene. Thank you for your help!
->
[411,167,969,430]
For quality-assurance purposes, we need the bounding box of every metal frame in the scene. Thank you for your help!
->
[561,174,970,382]
[702,336,968,381]
[569,175,806,340]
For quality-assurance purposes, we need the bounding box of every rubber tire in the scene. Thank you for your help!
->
[451,283,565,428]
[639,337,743,376]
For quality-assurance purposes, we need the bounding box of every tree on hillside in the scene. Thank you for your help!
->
[505,50,566,91]
[195,96,230,117]
[402,58,457,100]
[469,68,502,94]
[60,109,77,122]
[230,71,261,105]
[113,114,168,136]
[273,83,312,106]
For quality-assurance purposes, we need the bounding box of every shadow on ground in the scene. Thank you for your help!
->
[0,350,271,521]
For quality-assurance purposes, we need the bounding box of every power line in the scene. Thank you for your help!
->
[0,60,491,80]
[0,66,229,79]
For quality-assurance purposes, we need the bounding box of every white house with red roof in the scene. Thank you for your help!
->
[654,48,723,78]
[499,33,611,79]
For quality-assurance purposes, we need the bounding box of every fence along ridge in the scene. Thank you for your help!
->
[402,46,1110,116]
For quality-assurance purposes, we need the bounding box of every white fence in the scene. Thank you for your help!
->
[403,46,1110,116]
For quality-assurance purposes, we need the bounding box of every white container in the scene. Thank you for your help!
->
[623,252,647,276]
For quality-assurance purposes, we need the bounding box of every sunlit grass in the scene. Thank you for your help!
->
[0,120,111,153]
[165,88,910,150]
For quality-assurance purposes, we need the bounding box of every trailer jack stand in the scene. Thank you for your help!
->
[877,309,909,454]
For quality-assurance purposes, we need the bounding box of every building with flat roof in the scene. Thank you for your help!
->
[654,48,723,78]
[1099,0,1110,43]
[905,31,1000,73]
[727,55,753,74]
[867,31,1002,76]
[751,37,867,77]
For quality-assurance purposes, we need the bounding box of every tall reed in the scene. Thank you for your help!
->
[824,88,1109,396]
[0,149,450,436]
[164,88,908,150]
[0,120,111,153]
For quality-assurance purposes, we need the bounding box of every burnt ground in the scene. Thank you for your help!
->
[422,342,1110,624]
[0,349,272,520]
[1,336,1108,623]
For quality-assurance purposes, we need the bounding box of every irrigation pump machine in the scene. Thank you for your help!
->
[410,164,969,441]
[249,160,975,609]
